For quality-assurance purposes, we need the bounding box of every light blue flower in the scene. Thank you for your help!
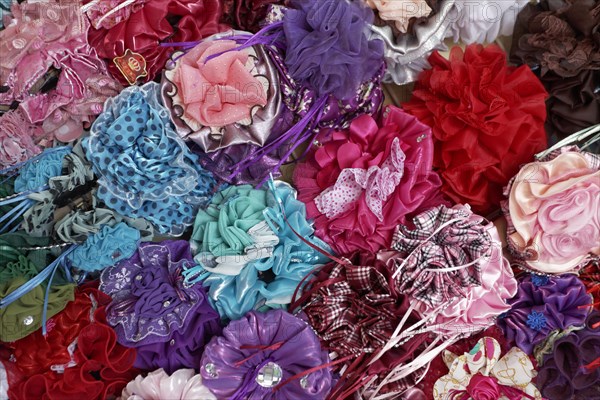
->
[68,222,140,272]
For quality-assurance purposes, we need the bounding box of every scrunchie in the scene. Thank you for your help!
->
[403,44,548,214]
[190,182,330,320]
[0,1,121,142]
[85,82,216,236]
[536,311,600,399]
[100,241,221,373]
[200,309,333,399]
[294,105,446,254]
[87,0,224,84]
[510,0,600,139]
[13,147,71,193]
[497,274,592,354]
[118,368,216,400]
[502,147,600,274]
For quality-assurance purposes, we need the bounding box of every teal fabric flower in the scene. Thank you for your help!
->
[190,182,331,320]
[68,222,140,272]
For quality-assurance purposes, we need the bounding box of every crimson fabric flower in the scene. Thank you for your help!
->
[293,105,446,255]
[403,44,548,215]
[87,0,225,84]
[7,285,138,400]
[220,0,281,32]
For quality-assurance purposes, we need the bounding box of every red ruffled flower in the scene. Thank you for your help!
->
[87,0,225,85]
[403,44,548,215]
[7,285,138,400]
[293,105,446,255]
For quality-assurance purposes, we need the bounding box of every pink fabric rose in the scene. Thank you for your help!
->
[466,375,502,400]
[503,147,600,274]
[171,38,267,128]
[0,110,45,169]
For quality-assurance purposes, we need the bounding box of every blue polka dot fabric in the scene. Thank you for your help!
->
[84,82,216,236]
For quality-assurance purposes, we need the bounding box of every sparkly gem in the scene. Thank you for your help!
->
[163,301,171,307]
[416,134,427,143]
[256,362,283,388]
[23,316,34,326]
[204,363,218,378]
[135,275,143,281]
[170,339,175,346]
[300,376,309,389]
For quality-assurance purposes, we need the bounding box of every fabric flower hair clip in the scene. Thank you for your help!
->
[118,368,216,400]
[188,180,330,320]
[162,30,294,185]
[181,0,387,182]
[99,240,222,373]
[502,146,600,274]
[200,309,333,399]
[293,105,446,254]
[433,337,542,400]
[85,82,217,236]
[0,1,121,144]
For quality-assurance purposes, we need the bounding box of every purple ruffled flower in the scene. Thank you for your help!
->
[283,0,384,100]
[537,311,600,400]
[200,310,333,400]
[497,274,592,354]
[100,241,221,372]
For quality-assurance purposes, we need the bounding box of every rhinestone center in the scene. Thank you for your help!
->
[255,361,283,388]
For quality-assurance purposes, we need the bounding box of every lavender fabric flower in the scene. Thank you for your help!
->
[100,241,221,372]
[283,0,384,100]
[497,274,592,354]
[201,310,333,399]
[537,311,600,400]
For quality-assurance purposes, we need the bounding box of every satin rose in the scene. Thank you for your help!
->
[367,0,432,33]
[503,148,600,274]
[119,369,215,400]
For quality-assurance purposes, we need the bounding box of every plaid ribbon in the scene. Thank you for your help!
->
[392,205,491,307]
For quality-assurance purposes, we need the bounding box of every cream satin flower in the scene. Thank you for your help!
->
[434,337,542,400]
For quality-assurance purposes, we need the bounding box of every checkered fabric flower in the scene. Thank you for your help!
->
[392,204,492,307]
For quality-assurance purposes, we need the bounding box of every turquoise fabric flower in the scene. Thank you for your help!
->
[68,222,140,272]
[14,147,71,193]
[190,182,331,320]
